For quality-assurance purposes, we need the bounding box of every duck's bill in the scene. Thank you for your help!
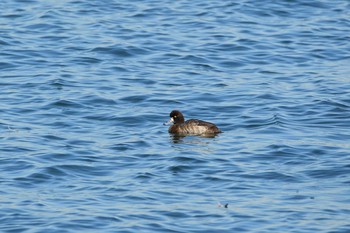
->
[163,117,174,125]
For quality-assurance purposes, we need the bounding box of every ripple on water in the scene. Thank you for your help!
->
[44,100,85,109]
[91,45,150,58]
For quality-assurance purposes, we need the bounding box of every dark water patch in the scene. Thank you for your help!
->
[120,77,157,85]
[46,78,76,90]
[111,65,130,72]
[72,56,103,65]
[244,171,299,183]
[92,46,133,57]
[214,44,251,52]
[300,1,329,9]
[56,164,112,177]
[119,95,149,103]
[1,159,34,175]
[255,93,279,100]
[148,97,183,106]
[109,143,130,152]
[168,165,193,174]
[91,45,150,58]
[122,140,151,151]
[79,95,117,107]
[2,13,23,20]
[0,61,16,70]
[66,138,95,147]
[305,167,350,179]
[95,215,122,223]
[15,172,53,186]
[285,194,315,201]
[0,145,35,153]
[219,61,245,68]
[82,112,122,124]
[203,175,234,184]
[134,172,156,181]
[44,100,85,110]
[180,55,209,64]
[41,134,66,141]
[23,23,64,32]
[38,152,73,162]
[171,156,207,164]
[44,166,67,177]
[186,92,223,103]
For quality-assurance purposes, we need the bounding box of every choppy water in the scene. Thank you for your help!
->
[1,0,350,232]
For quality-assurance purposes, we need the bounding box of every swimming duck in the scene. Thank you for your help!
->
[164,110,222,135]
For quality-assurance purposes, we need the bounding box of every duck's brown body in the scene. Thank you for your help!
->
[166,110,221,136]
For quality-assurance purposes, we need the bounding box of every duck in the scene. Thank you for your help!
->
[164,110,222,136]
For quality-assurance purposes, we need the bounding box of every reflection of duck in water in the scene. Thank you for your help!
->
[164,110,222,136]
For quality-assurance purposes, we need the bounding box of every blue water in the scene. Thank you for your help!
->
[1,0,350,232]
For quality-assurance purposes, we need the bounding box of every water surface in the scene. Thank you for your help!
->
[1,0,350,232]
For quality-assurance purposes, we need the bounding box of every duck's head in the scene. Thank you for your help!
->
[163,110,185,125]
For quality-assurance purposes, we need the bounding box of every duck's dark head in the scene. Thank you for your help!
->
[163,110,185,125]
[170,110,185,124]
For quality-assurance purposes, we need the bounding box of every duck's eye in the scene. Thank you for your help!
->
[173,116,177,118]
